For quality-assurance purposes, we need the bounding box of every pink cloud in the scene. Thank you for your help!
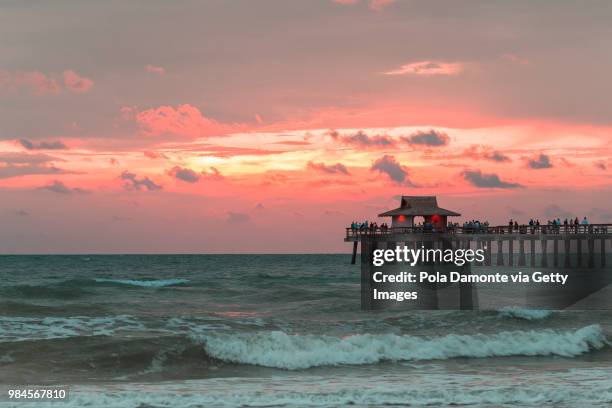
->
[201,167,224,181]
[146,64,166,75]
[502,53,530,65]
[383,61,465,76]
[136,104,230,139]
[369,0,395,11]
[62,70,94,93]
[143,150,168,159]
[0,71,60,94]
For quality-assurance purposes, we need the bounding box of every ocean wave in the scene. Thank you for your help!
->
[16,373,612,408]
[198,325,608,369]
[0,282,91,299]
[0,315,145,342]
[0,300,106,316]
[93,278,189,287]
[498,307,554,320]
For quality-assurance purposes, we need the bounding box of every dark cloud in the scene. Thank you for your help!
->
[254,203,265,210]
[332,130,395,148]
[462,169,521,188]
[402,129,449,147]
[371,155,411,184]
[121,171,162,191]
[0,150,69,179]
[307,161,349,175]
[226,211,250,223]
[594,161,607,170]
[463,146,511,162]
[0,152,62,165]
[15,209,29,216]
[0,165,66,179]
[19,139,67,150]
[39,180,89,194]
[143,150,168,159]
[168,166,200,183]
[486,151,511,162]
[527,153,553,169]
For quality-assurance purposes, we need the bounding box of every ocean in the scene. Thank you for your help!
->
[1,254,611,407]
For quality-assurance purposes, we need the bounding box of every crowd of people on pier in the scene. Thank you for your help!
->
[508,216,591,234]
[348,215,602,235]
[350,221,390,233]
[455,220,490,233]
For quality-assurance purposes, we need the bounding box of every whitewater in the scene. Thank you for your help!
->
[1,254,611,408]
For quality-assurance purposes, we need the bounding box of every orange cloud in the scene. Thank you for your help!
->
[383,61,465,76]
[1,70,93,94]
[136,104,231,139]
[143,150,168,159]
[0,71,60,95]
[307,161,350,175]
[62,70,94,93]
[462,145,511,162]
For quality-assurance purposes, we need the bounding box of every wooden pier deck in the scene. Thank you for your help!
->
[346,224,612,268]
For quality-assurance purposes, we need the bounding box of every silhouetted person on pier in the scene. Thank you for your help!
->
[574,217,579,233]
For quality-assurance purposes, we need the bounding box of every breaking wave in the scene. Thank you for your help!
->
[498,307,554,320]
[93,278,189,287]
[0,315,145,342]
[32,374,612,408]
[199,325,608,369]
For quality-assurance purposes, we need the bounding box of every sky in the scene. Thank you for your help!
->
[0,0,610,253]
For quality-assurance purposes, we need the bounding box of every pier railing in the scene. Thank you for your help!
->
[345,224,612,239]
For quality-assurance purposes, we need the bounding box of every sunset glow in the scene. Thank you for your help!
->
[1,1,610,253]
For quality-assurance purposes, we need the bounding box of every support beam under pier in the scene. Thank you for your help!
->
[518,239,526,266]
[541,239,548,268]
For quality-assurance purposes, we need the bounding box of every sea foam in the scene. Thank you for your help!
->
[94,278,189,287]
[21,371,612,408]
[0,315,145,342]
[498,307,554,320]
[199,325,607,369]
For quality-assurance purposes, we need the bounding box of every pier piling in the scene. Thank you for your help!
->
[541,239,548,268]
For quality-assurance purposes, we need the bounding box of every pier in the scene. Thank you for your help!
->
[347,222,612,268]
[346,196,612,310]
[346,196,611,268]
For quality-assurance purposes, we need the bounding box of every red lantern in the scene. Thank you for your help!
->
[398,215,406,222]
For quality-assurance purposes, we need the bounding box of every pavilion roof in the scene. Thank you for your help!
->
[378,196,461,217]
